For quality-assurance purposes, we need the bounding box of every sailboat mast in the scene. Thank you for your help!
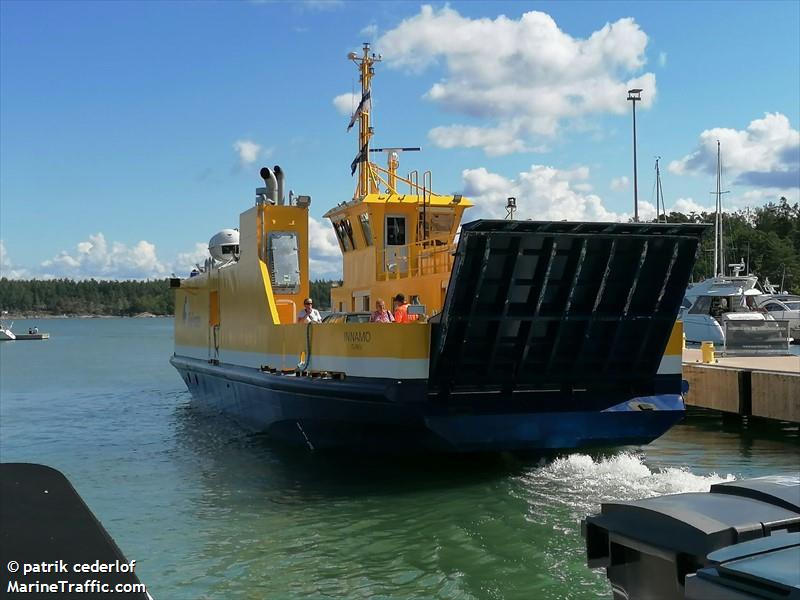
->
[713,143,720,277]
[655,157,665,222]
[712,140,730,277]
[717,141,723,276]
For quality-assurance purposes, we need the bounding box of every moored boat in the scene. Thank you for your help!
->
[0,328,15,341]
[170,44,709,452]
[679,274,775,345]
[678,141,789,352]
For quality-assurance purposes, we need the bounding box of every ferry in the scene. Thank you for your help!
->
[170,44,708,452]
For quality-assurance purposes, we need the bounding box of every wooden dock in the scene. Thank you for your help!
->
[682,349,799,423]
[0,333,50,341]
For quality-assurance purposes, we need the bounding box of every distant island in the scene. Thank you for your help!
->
[0,278,341,317]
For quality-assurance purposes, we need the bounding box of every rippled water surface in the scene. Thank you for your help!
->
[1,318,798,599]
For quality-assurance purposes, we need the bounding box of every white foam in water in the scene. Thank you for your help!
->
[523,451,736,519]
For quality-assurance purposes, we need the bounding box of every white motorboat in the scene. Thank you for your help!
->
[680,278,773,345]
[0,320,16,341]
[678,142,787,353]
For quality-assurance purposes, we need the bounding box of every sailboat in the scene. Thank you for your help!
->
[679,142,783,350]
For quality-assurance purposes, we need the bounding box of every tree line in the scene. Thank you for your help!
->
[0,278,343,316]
[0,278,175,316]
[660,197,799,292]
[1,198,797,316]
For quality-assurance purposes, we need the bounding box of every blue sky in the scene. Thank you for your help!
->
[2,0,798,280]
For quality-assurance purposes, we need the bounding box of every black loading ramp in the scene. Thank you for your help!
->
[429,220,708,397]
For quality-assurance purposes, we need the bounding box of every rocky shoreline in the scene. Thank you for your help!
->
[3,312,172,319]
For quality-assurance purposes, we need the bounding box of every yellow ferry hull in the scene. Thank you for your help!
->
[172,218,705,452]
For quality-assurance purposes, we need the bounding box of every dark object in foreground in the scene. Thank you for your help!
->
[0,463,149,599]
[583,474,800,600]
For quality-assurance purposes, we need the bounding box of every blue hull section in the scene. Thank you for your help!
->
[171,356,685,453]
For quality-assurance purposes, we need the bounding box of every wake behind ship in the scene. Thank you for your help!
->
[170,44,708,452]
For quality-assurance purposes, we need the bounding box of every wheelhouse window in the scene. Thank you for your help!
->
[333,219,356,251]
[358,213,373,246]
[268,232,300,294]
[423,211,455,236]
[386,216,406,246]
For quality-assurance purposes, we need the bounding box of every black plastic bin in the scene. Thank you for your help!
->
[685,532,800,600]
[582,475,800,600]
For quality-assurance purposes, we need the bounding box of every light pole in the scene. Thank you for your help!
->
[505,197,516,220]
[627,88,642,222]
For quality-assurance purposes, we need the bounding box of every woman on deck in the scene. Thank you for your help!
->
[370,299,395,323]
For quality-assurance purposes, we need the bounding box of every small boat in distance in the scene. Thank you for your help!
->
[170,44,709,452]
[0,317,15,341]
[0,314,50,341]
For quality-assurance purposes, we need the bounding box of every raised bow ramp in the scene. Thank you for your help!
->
[430,220,708,399]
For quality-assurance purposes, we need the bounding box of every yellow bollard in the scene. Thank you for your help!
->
[701,341,715,364]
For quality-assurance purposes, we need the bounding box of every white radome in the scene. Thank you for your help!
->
[208,229,240,263]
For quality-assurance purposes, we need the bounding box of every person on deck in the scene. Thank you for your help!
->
[393,293,418,323]
[370,299,395,323]
[297,298,322,323]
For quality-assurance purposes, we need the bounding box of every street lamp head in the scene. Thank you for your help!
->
[627,88,643,101]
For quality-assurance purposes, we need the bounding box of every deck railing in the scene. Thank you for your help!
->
[376,236,455,281]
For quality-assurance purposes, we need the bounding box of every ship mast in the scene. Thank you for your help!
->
[711,140,729,277]
[349,43,381,199]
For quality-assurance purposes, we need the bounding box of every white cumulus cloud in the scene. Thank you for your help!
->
[610,176,629,191]
[377,6,656,155]
[461,164,628,222]
[308,217,342,278]
[333,92,359,116]
[40,233,169,280]
[669,113,800,190]
[0,240,31,279]
[173,242,210,276]
[360,23,378,38]
[233,139,262,164]
[671,198,716,215]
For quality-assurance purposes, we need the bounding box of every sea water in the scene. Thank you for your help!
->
[1,318,798,599]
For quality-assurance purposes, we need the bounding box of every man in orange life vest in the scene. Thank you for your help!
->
[393,293,418,323]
